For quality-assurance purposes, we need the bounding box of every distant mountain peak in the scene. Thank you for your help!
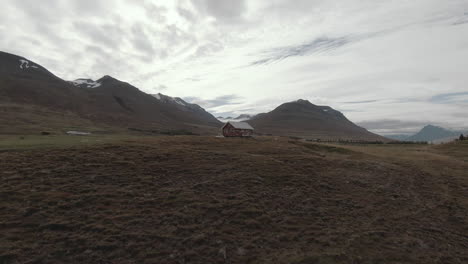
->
[97,75,120,84]
[249,100,388,141]
[423,124,441,129]
[407,124,459,142]
[217,114,255,123]
[100,75,115,80]
[235,114,253,120]
[0,50,57,79]
[295,99,311,104]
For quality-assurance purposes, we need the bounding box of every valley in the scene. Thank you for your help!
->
[0,51,387,141]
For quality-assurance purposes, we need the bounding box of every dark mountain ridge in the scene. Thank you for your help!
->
[249,99,389,141]
[0,51,221,134]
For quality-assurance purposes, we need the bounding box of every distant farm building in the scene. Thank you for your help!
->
[222,122,254,137]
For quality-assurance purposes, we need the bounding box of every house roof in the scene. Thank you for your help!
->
[225,121,254,130]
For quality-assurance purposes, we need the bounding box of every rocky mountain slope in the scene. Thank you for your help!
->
[249,99,389,141]
[0,51,221,134]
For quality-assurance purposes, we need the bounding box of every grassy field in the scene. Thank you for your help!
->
[0,134,164,151]
[1,136,467,263]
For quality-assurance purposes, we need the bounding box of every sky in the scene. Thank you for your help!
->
[1,0,467,135]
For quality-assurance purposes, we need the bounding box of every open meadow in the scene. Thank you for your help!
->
[1,135,467,263]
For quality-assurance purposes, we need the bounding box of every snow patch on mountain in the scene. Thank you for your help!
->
[174,98,187,106]
[19,59,40,70]
[152,93,187,106]
[70,79,102,88]
[152,93,210,114]
[19,59,30,69]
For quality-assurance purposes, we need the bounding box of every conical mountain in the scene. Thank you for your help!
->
[249,99,389,141]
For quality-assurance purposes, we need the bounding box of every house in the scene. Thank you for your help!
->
[222,121,254,137]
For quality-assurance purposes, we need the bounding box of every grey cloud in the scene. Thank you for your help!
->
[177,7,197,22]
[212,108,254,118]
[143,3,167,23]
[15,36,43,48]
[453,12,468,25]
[335,109,365,113]
[10,1,73,47]
[194,42,223,58]
[184,77,202,82]
[163,24,195,47]
[13,0,65,24]
[72,0,106,15]
[131,24,156,60]
[73,21,124,49]
[391,97,424,104]
[14,0,106,24]
[249,23,431,66]
[85,45,108,57]
[136,69,167,82]
[430,92,468,104]
[156,84,168,91]
[190,0,246,22]
[184,94,243,108]
[341,100,379,104]
[251,36,351,66]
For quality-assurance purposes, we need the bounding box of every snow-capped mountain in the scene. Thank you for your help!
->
[151,93,220,125]
[153,93,193,107]
[0,51,59,81]
[0,51,221,133]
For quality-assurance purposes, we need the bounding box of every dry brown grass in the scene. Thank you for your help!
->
[1,137,467,263]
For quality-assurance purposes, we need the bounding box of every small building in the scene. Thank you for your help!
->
[222,122,254,137]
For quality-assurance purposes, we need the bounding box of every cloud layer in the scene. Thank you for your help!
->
[1,0,467,134]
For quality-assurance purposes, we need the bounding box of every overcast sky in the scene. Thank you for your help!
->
[1,0,467,135]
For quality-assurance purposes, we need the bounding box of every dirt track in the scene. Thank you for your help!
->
[1,137,467,263]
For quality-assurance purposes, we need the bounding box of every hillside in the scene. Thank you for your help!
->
[1,136,467,263]
[0,51,221,134]
[249,99,389,141]
[151,93,220,126]
[406,125,460,142]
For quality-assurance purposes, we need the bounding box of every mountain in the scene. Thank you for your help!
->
[248,99,390,141]
[406,125,460,142]
[0,51,60,80]
[234,114,254,121]
[217,114,254,123]
[151,93,219,125]
[0,51,221,134]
